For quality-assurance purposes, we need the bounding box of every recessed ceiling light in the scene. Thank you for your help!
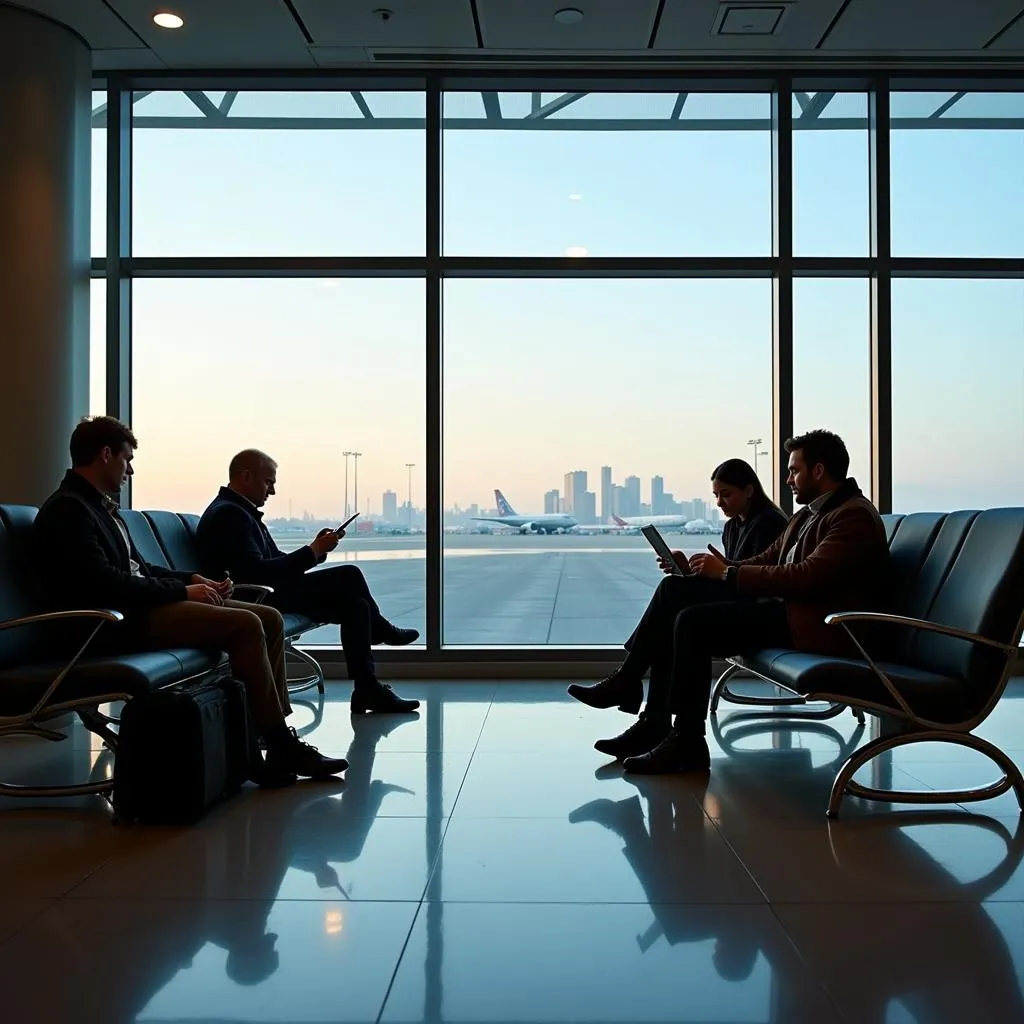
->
[565,245,588,257]
[554,8,584,25]
[153,11,184,29]
[568,192,583,201]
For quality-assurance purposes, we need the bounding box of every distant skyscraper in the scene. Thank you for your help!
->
[382,490,398,522]
[624,475,641,517]
[600,466,613,523]
[580,490,597,524]
[544,489,560,514]
[563,470,588,516]
[611,484,626,517]
[651,475,665,515]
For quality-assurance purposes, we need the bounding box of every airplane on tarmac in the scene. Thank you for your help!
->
[472,490,578,534]
[611,514,721,534]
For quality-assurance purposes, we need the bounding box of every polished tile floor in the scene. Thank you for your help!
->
[3,678,1024,1023]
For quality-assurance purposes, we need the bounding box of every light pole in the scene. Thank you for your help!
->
[747,438,764,478]
[405,463,415,528]
[351,452,362,525]
[342,450,353,518]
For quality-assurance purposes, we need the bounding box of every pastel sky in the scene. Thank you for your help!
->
[89,90,1024,518]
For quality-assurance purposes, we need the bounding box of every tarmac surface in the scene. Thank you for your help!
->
[277,532,725,647]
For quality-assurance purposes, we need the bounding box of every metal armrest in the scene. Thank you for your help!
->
[823,610,1016,725]
[231,583,274,605]
[0,609,124,631]
[0,609,124,720]
[825,611,1017,654]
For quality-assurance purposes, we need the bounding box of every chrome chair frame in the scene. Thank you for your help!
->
[0,608,128,798]
[812,610,1024,818]
[710,661,865,723]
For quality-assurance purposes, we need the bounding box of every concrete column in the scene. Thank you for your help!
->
[0,6,91,506]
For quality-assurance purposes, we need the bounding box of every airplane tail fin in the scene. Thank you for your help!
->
[612,515,628,526]
[494,489,518,518]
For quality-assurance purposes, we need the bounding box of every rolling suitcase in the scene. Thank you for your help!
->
[112,674,251,824]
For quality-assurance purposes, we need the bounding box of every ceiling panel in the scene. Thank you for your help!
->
[107,0,313,66]
[5,0,146,48]
[656,0,846,51]
[987,11,1024,50]
[822,0,1024,50]
[478,0,659,50]
[92,48,167,70]
[294,0,477,48]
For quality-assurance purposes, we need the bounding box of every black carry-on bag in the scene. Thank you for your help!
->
[112,674,251,824]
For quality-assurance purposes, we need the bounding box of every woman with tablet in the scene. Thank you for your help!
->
[567,458,787,751]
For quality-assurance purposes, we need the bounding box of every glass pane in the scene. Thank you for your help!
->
[89,279,105,417]
[442,92,772,256]
[793,93,869,255]
[891,91,1024,257]
[131,279,425,643]
[793,280,871,496]
[132,91,425,256]
[892,280,1024,512]
[442,279,772,646]
[91,90,106,257]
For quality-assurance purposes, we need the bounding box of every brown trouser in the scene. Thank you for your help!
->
[133,599,291,734]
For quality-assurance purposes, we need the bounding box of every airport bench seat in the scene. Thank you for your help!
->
[124,509,326,696]
[711,508,1024,817]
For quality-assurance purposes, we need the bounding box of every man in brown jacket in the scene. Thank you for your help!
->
[578,429,892,775]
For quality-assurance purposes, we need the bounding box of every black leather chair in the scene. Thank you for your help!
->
[0,504,225,798]
[135,510,326,696]
[709,509,1024,817]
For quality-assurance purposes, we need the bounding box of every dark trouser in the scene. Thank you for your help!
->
[270,565,386,684]
[622,576,791,735]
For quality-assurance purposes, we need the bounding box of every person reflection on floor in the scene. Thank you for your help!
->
[287,713,420,892]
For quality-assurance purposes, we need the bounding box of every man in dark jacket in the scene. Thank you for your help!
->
[33,417,347,786]
[576,430,892,775]
[196,450,419,715]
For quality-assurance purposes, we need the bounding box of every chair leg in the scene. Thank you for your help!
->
[285,640,325,696]
[827,729,1024,819]
[711,665,853,723]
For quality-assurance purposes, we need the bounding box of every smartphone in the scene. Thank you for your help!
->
[335,512,360,533]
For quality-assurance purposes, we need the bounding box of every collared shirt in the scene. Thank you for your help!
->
[102,495,143,577]
[783,489,837,565]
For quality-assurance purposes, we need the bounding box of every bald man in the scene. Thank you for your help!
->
[197,450,420,715]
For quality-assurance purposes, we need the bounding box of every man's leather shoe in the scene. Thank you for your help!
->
[622,731,710,775]
[378,623,420,646]
[251,754,298,789]
[266,727,348,780]
[351,679,421,715]
[594,713,671,760]
[568,671,643,714]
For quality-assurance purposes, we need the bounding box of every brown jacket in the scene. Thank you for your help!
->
[735,478,892,656]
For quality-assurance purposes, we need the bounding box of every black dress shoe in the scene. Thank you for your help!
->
[377,623,420,646]
[264,728,348,781]
[622,731,710,775]
[568,671,643,714]
[351,679,421,715]
[594,713,671,760]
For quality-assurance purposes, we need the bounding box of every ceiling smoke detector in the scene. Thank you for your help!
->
[554,8,584,25]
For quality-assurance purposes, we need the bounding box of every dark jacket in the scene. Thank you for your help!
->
[197,487,317,589]
[33,470,191,616]
[735,478,892,656]
[722,503,788,562]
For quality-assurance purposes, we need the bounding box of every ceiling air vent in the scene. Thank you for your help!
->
[713,4,788,36]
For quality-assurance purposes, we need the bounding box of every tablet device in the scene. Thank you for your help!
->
[336,512,360,533]
[640,524,691,576]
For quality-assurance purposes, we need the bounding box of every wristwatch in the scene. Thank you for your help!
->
[723,565,739,586]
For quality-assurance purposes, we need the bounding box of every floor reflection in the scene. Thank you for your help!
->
[2,683,1024,1022]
